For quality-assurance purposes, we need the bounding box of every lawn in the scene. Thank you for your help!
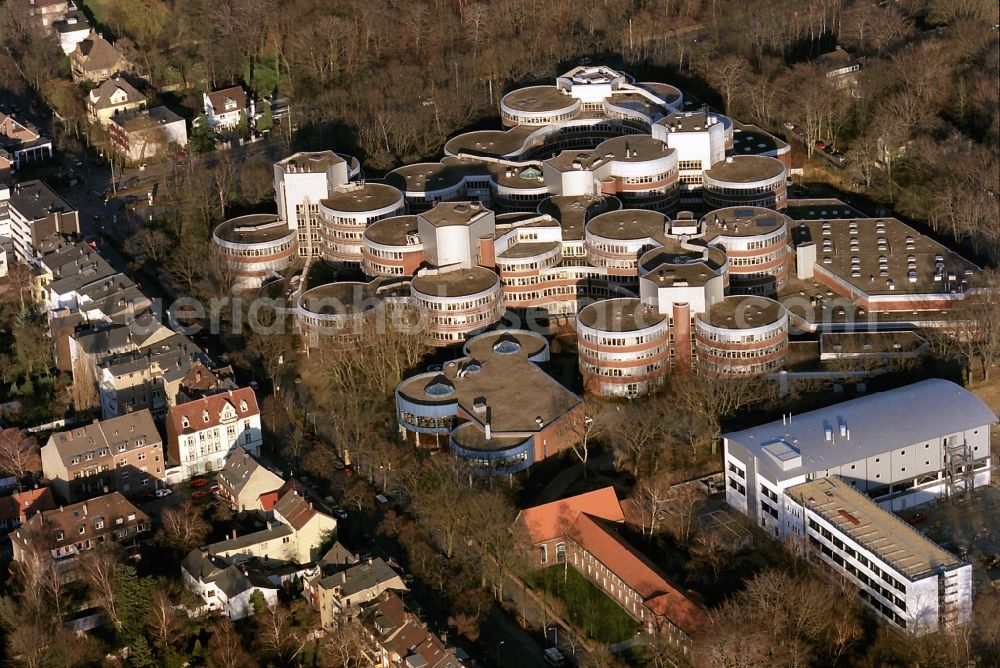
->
[525,564,640,644]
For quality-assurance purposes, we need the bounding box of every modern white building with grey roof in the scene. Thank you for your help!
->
[784,476,971,635]
[724,379,997,540]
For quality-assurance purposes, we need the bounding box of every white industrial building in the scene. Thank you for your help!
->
[785,476,971,635]
[724,379,995,523]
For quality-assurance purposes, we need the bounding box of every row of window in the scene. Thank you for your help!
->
[581,360,665,378]
[217,238,295,257]
[69,439,147,465]
[697,323,787,345]
[622,171,676,184]
[699,341,787,360]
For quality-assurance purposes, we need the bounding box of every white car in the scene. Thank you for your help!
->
[154,488,173,498]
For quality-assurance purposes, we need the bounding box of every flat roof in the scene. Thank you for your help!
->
[705,155,785,183]
[444,126,538,158]
[418,201,491,228]
[385,162,467,193]
[596,135,674,163]
[655,110,719,132]
[277,151,343,174]
[545,149,606,173]
[636,82,682,106]
[639,243,726,287]
[792,217,980,296]
[539,195,621,241]
[214,214,290,244]
[321,183,402,213]
[587,209,666,241]
[702,206,789,239]
[364,215,421,247]
[820,331,927,356]
[577,297,665,332]
[788,477,964,581]
[397,331,579,436]
[697,295,785,329]
[732,122,787,156]
[299,281,378,315]
[725,379,998,483]
[502,85,576,113]
[497,240,560,259]
[410,266,499,298]
[784,198,865,220]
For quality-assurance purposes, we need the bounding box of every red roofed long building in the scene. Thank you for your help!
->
[165,387,262,480]
[517,487,710,652]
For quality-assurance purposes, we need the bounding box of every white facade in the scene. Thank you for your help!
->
[780,477,972,635]
[274,152,352,257]
[173,404,262,479]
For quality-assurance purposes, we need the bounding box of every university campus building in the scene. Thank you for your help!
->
[723,379,996,634]
[254,65,982,390]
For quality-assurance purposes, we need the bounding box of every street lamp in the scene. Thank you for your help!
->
[496,640,505,666]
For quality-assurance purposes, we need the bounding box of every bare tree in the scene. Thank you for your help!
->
[145,586,180,650]
[158,501,211,552]
[930,268,1000,382]
[0,428,39,479]
[319,616,373,668]
[80,547,121,629]
[70,354,100,414]
[256,601,308,664]
[208,618,249,668]
[569,399,606,475]
[608,402,665,477]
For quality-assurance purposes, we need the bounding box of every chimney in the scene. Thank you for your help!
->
[231,529,237,539]
[82,502,88,515]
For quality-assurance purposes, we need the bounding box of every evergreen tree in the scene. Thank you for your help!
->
[257,100,273,133]
[190,115,216,153]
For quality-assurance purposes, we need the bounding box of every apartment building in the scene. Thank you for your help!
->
[11,491,150,579]
[785,476,970,635]
[518,487,710,652]
[41,409,165,503]
[723,379,996,528]
[366,591,464,668]
[304,556,407,627]
[98,332,210,419]
[165,387,261,479]
[108,106,187,163]
[0,180,78,263]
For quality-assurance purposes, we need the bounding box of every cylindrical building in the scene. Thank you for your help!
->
[318,183,404,264]
[500,86,581,127]
[577,298,669,397]
[211,214,297,290]
[703,155,788,210]
[701,206,790,295]
[295,281,380,348]
[694,295,789,378]
[362,215,426,278]
[585,209,668,278]
[410,268,504,346]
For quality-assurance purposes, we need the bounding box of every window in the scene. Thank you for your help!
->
[282,536,290,544]
[556,543,566,563]
[540,545,548,564]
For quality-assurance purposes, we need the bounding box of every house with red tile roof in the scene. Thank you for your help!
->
[0,487,56,532]
[517,486,710,652]
[366,591,463,668]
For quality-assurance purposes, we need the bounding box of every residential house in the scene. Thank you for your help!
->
[518,487,710,651]
[68,314,170,377]
[97,332,210,420]
[0,112,53,167]
[0,487,56,533]
[177,362,238,402]
[203,86,253,131]
[165,387,262,479]
[205,489,337,566]
[181,548,279,619]
[816,47,864,95]
[11,491,150,580]
[108,106,187,164]
[86,75,146,126]
[41,410,165,503]
[367,591,463,668]
[70,32,128,84]
[53,9,90,54]
[0,180,78,263]
[216,447,283,512]
[304,556,407,628]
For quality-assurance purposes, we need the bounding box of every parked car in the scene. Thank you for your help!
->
[209,484,221,494]
[907,512,927,525]
[192,490,210,501]
[814,140,826,150]
[191,478,210,488]
[333,507,348,520]
[375,494,390,505]
[783,121,795,130]
[154,488,173,498]
[543,648,566,666]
